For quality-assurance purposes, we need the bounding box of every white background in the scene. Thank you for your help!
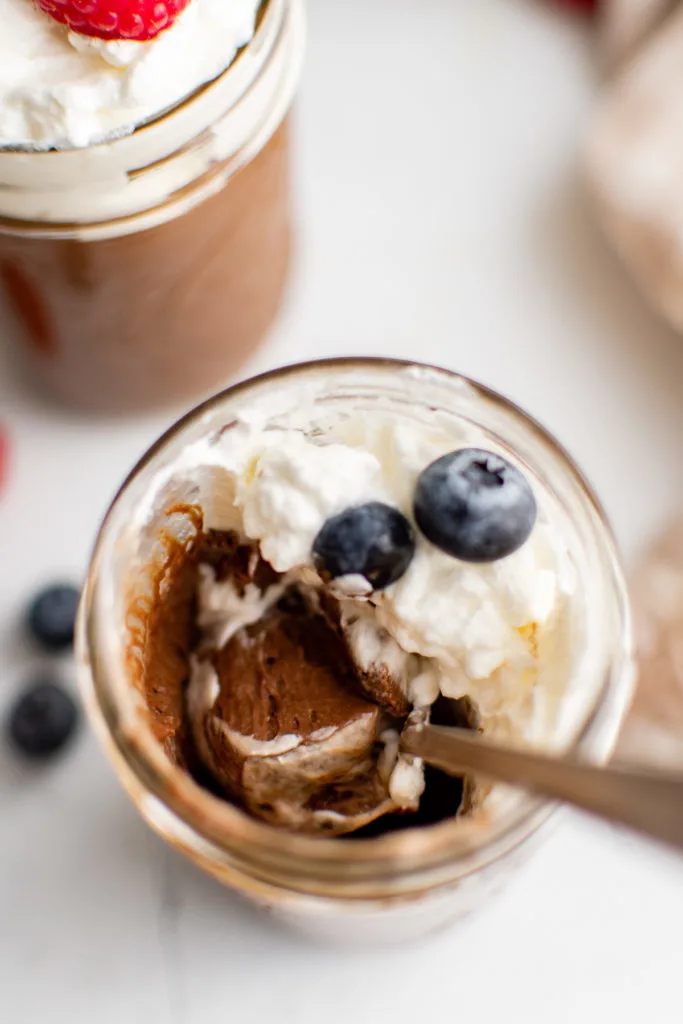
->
[2,1,683,1021]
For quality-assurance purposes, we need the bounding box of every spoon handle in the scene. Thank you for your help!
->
[402,724,683,854]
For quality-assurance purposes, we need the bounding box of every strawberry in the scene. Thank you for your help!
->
[35,0,191,42]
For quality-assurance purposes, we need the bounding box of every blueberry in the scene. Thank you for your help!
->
[6,681,79,760]
[413,448,537,562]
[313,502,415,590]
[27,583,80,651]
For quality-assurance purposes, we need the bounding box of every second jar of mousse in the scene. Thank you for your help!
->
[0,0,305,412]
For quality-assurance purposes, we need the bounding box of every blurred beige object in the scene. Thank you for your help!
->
[600,0,676,70]
[585,6,683,333]
[618,516,683,767]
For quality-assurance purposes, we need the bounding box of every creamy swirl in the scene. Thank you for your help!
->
[0,0,261,148]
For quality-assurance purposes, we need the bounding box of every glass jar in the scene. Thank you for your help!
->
[76,358,634,944]
[0,0,305,413]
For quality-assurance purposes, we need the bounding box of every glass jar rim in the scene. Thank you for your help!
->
[78,357,634,896]
[0,0,303,238]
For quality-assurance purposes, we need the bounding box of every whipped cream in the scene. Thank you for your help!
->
[186,412,577,764]
[0,0,261,148]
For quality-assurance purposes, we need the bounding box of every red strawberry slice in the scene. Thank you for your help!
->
[35,0,191,42]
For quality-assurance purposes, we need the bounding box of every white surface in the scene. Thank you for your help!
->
[1,0,683,1021]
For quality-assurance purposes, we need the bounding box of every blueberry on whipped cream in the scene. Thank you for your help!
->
[413,449,537,563]
[313,502,415,590]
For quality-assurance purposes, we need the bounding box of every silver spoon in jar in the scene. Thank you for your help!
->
[401,723,683,854]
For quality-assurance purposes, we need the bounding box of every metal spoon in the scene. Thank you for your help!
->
[401,724,683,854]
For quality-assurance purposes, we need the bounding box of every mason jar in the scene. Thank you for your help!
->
[76,357,634,944]
[0,0,305,413]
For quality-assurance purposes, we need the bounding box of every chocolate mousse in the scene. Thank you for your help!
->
[190,597,398,834]
[122,414,561,838]
[1,121,292,413]
[126,505,474,836]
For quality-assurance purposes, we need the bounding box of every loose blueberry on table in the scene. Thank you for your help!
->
[27,583,81,652]
[414,448,537,563]
[313,501,415,590]
[6,680,79,760]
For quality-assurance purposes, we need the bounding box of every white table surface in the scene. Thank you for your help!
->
[2,1,683,1020]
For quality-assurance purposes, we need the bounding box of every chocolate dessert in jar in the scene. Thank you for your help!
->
[0,0,304,412]
[77,358,634,943]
